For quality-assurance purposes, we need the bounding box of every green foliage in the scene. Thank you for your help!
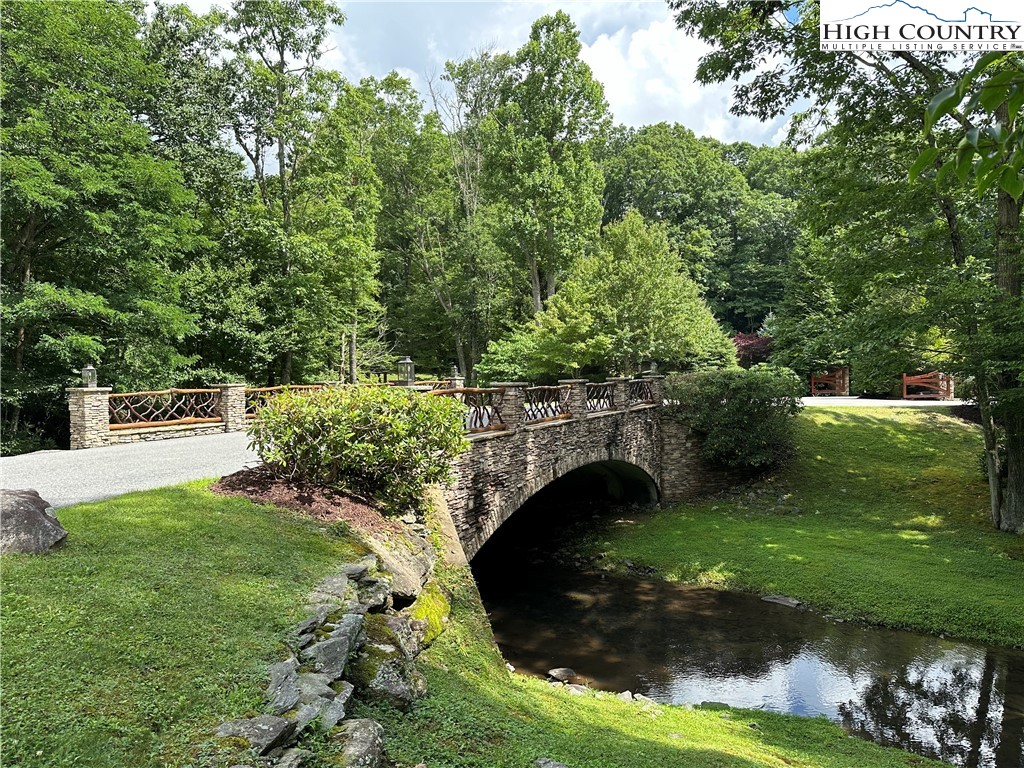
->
[1,0,199,446]
[666,365,803,469]
[0,482,358,768]
[248,386,468,512]
[595,408,1024,648]
[477,212,735,380]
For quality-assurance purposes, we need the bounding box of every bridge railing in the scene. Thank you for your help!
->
[431,387,507,433]
[245,384,326,418]
[585,382,616,412]
[524,384,572,423]
[108,388,223,429]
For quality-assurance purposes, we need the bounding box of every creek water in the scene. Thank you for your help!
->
[471,479,1024,768]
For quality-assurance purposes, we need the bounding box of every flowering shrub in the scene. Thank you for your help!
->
[248,386,468,513]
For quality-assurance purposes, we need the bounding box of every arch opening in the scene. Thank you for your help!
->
[471,460,658,565]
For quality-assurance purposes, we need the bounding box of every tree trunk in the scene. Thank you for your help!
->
[529,256,543,315]
[1002,414,1024,533]
[281,351,292,385]
[348,319,357,385]
[977,379,1005,528]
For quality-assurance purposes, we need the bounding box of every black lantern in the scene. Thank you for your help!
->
[396,356,415,386]
[81,364,98,388]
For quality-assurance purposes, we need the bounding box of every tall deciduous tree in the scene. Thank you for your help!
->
[477,211,735,379]
[484,12,608,314]
[1,0,197,450]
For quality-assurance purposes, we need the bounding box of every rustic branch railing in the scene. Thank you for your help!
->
[627,379,655,405]
[902,372,954,400]
[245,384,324,418]
[432,387,506,433]
[108,388,222,429]
[524,385,571,423]
[586,382,616,413]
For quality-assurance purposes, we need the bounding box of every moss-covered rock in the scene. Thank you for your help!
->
[346,615,426,711]
[406,579,450,647]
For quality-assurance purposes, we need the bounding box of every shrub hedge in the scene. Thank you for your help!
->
[248,386,468,513]
[666,365,803,469]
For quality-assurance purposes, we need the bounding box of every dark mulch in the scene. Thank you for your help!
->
[211,467,403,535]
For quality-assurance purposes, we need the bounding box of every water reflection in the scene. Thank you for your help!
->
[471,483,1024,768]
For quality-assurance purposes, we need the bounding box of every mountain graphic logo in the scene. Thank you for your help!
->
[832,1,1016,23]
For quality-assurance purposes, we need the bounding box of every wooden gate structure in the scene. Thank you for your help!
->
[810,367,850,396]
[902,372,955,400]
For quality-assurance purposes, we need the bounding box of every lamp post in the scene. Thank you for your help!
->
[81,364,98,388]
[396,356,415,387]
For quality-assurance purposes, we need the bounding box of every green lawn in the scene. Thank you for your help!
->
[593,407,1024,648]
[360,564,937,768]
[0,482,359,768]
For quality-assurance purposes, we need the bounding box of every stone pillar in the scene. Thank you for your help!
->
[558,379,588,418]
[609,376,628,411]
[216,383,248,432]
[67,387,112,450]
[492,382,526,432]
[644,375,666,406]
[447,374,465,390]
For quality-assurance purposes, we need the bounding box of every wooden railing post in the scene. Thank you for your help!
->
[558,379,588,418]
[67,387,112,449]
[492,382,526,432]
[609,377,628,410]
[216,383,247,432]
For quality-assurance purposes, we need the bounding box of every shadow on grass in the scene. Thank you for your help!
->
[0,482,355,768]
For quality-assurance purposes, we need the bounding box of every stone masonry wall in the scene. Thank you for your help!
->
[445,405,664,560]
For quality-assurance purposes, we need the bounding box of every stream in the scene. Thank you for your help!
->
[471,484,1024,768]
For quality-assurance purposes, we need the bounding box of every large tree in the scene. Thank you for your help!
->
[484,12,609,315]
[669,0,1024,532]
[477,211,735,380]
[1,0,197,451]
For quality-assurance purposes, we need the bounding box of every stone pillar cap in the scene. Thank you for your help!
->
[491,381,528,387]
[65,387,113,393]
[557,378,588,384]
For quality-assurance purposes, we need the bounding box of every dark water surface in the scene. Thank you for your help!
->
[471,477,1024,768]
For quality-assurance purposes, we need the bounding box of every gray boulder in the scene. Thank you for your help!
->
[547,667,576,683]
[357,578,392,612]
[0,489,67,554]
[297,672,337,703]
[761,594,803,609]
[536,760,569,768]
[300,613,363,679]
[310,573,351,605]
[275,749,312,768]
[215,715,296,755]
[363,529,435,603]
[332,719,386,768]
[266,658,300,715]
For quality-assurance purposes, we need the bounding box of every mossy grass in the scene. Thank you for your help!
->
[591,407,1024,648]
[0,481,358,767]
[357,564,938,767]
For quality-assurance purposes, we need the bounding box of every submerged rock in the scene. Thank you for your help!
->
[761,594,803,609]
[546,667,576,682]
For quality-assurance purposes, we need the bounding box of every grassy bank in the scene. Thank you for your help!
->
[361,564,937,768]
[0,482,358,768]
[594,407,1024,648]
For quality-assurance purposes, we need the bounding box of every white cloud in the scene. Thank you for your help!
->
[177,1,789,145]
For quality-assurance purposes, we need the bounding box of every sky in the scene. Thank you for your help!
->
[182,0,792,146]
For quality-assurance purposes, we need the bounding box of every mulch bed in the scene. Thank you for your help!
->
[211,467,403,536]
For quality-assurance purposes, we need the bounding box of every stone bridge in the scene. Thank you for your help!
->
[441,377,735,559]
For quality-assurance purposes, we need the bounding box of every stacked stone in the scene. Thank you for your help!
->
[217,383,248,432]
[66,387,112,449]
[216,538,441,768]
